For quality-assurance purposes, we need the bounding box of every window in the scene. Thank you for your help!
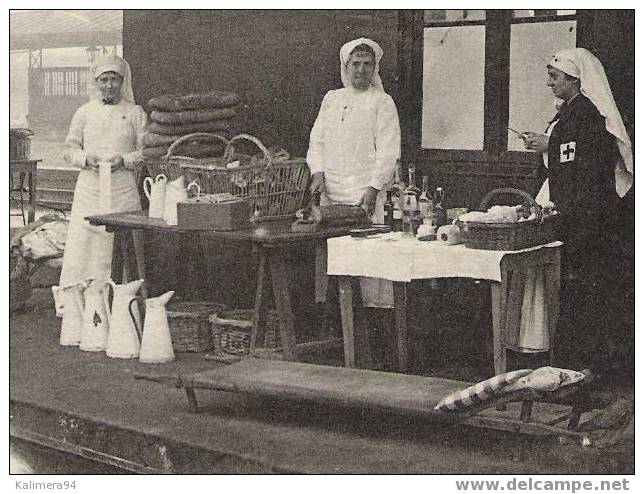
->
[419,9,577,154]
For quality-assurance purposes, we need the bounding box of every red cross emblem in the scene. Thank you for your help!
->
[560,141,576,163]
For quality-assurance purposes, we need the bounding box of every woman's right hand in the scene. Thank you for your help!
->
[522,132,549,153]
[85,155,102,171]
[309,172,325,195]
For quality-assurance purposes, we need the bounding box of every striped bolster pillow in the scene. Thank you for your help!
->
[434,369,533,412]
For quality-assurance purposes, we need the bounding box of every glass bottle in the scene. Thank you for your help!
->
[433,187,448,228]
[391,159,404,231]
[406,163,421,198]
[418,175,433,221]
[383,190,394,229]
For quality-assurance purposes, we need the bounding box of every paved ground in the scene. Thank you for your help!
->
[9,287,635,475]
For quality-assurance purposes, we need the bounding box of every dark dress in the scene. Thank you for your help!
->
[543,94,625,372]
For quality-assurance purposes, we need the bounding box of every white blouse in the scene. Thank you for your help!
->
[306,86,401,205]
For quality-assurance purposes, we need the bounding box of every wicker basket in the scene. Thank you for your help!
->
[10,128,33,160]
[171,133,309,221]
[142,133,231,183]
[457,188,560,251]
[209,308,281,356]
[166,300,228,352]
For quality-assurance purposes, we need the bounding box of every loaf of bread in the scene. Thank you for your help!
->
[148,91,240,112]
[148,119,235,136]
[150,107,237,125]
[143,141,229,159]
[143,128,233,147]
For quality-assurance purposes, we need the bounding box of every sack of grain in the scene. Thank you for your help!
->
[148,91,240,112]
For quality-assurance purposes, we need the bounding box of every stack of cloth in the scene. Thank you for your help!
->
[143,91,240,159]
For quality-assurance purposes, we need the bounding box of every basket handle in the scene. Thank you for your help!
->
[223,133,272,168]
[478,188,536,211]
[165,133,230,159]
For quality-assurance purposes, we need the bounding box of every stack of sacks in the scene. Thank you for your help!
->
[143,91,240,159]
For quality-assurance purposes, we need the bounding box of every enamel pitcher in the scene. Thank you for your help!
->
[136,291,175,364]
[79,278,111,352]
[104,279,144,359]
[58,281,87,346]
[143,173,167,219]
[163,176,187,226]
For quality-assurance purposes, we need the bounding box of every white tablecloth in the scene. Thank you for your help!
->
[327,232,562,282]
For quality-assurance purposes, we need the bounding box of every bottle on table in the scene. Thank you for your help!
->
[418,175,433,221]
[433,187,448,228]
[383,189,394,229]
[391,159,404,231]
[402,169,420,237]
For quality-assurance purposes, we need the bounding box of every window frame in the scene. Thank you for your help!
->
[409,9,578,163]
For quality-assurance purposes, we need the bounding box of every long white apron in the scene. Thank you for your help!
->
[59,169,140,286]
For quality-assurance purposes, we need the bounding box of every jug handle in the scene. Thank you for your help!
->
[103,281,115,326]
[128,296,144,343]
[143,177,153,200]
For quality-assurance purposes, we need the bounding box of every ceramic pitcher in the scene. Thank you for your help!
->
[105,279,144,359]
[79,278,111,352]
[58,281,87,346]
[143,174,167,219]
[138,291,175,363]
[163,176,187,226]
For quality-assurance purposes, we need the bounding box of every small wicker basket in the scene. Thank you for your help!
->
[457,188,560,251]
[209,308,281,356]
[166,300,227,352]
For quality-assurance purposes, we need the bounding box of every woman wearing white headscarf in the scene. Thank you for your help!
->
[59,54,147,287]
[522,48,632,375]
[307,38,401,314]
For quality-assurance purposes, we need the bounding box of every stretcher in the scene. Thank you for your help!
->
[136,359,632,450]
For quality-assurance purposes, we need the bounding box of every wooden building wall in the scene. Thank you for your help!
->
[124,10,399,157]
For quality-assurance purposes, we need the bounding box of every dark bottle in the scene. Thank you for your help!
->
[433,187,448,228]
[383,190,394,229]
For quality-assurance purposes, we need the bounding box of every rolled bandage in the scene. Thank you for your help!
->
[436,224,462,245]
[98,161,112,213]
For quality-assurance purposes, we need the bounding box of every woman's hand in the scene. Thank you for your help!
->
[85,155,102,171]
[309,172,325,194]
[522,132,549,153]
[106,154,125,171]
[358,187,378,217]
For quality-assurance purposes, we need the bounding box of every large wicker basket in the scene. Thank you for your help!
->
[457,188,560,251]
[209,308,281,356]
[171,133,309,222]
[10,128,33,160]
[166,300,227,352]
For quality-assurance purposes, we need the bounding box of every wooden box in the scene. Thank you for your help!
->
[177,198,251,231]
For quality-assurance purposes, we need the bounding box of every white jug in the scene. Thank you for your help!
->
[105,279,144,359]
[163,176,187,226]
[138,291,175,364]
[58,281,87,346]
[79,278,111,352]
[143,174,167,219]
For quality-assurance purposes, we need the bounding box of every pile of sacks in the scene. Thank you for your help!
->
[143,90,240,159]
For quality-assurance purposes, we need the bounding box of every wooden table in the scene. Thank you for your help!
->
[331,242,561,376]
[86,210,354,360]
[10,159,41,224]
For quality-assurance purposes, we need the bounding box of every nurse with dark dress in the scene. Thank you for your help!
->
[522,48,633,377]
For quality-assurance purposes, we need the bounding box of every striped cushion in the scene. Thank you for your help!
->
[434,369,533,412]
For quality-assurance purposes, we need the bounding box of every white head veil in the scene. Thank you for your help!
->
[549,48,633,196]
[88,53,136,104]
[340,38,384,91]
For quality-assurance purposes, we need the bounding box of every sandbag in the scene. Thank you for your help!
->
[148,91,240,112]
[149,119,237,136]
[150,107,237,125]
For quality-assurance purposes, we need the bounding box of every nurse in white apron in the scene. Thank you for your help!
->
[59,54,147,287]
[307,37,401,308]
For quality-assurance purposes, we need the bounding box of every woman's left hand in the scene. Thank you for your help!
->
[107,155,125,171]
